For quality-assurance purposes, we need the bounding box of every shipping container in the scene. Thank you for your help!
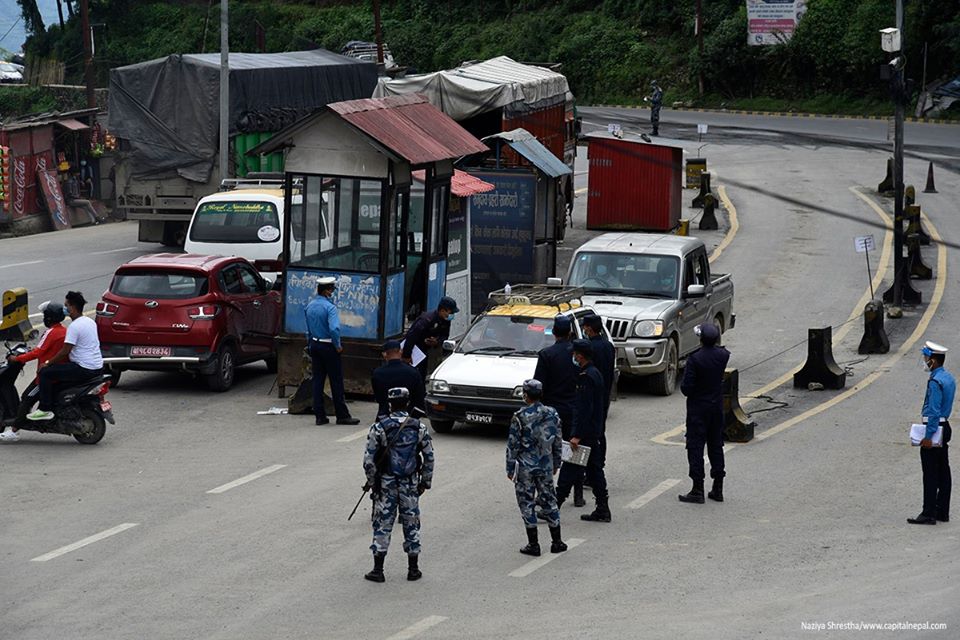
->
[585,135,683,232]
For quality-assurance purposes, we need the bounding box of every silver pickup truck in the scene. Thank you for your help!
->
[559,233,735,395]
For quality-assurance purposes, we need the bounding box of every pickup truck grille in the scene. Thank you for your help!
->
[604,318,631,341]
[447,384,515,399]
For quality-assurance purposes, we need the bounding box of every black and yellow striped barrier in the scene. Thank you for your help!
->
[0,288,34,341]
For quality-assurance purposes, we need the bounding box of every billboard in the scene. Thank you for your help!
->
[746,0,807,46]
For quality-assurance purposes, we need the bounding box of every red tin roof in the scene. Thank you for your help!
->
[412,169,495,197]
[329,94,488,165]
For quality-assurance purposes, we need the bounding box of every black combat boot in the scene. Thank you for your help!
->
[364,552,386,583]
[520,527,541,556]
[708,477,724,502]
[549,525,567,553]
[581,493,612,522]
[573,482,586,507]
[678,480,705,504]
[407,554,422,581]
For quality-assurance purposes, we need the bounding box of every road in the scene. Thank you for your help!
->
[2,110,959,639]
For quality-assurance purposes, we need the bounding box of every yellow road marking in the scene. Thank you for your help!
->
[651,185,894,446]
[710,185,739,262]
[575,187,587,195]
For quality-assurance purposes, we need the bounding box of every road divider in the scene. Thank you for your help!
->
[31,523,139,562]
[509,538,585,577]
[207,464,287,494]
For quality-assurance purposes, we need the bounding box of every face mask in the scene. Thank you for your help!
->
[572,356,579,367]
[448,313,456,321]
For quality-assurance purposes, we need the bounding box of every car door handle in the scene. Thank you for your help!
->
[252,300,262,308]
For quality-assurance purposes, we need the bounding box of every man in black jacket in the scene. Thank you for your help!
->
[678,323,730,504]
[583,314,616,413]
[555,339,610,522]
[371,340,426,420]
[402,296,458,379]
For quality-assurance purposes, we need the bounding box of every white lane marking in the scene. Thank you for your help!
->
[0,260,43,269]
[386,616,449,640]
[509,538,585,577]
[206,464,287,494]
[31,523,139,562]
[337,428,370,443]
[91,246,138,255]
[624,479,682,510]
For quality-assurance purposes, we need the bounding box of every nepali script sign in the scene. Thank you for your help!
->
[747,0,807,46]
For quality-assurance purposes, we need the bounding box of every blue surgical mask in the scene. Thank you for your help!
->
[572,356,579,367]
[448,313,456,320]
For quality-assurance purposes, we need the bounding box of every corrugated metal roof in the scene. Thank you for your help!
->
[329,94,488,165]
[55,118,89,131]
[412,169,495,197]
[483,128,571,178]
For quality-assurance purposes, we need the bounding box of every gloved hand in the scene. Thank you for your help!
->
[417,483,429,496]
[362,482,372,492]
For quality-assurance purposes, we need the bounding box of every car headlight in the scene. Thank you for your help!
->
[633,320,665,338]
[430,379,450,394]
[512,385,524,398]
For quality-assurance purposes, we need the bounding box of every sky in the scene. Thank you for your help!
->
[1,0,61,54]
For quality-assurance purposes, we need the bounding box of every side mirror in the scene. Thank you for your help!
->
[685,284,706,298]
[546,277,563,286]
[442,339,456,353]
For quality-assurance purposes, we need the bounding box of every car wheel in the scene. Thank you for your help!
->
[205,343,236,392]
[650,339,678,396]
[73,409,106,445]
[431,419,454,434]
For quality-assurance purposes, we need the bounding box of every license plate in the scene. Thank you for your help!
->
[130,346,171,357]
[100,399,112,412]
[465,412,493,424]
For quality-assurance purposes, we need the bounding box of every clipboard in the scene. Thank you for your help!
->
[561,441,591,466]
[910,423,944,447]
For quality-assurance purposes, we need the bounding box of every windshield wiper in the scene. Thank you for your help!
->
[463,346,514,354]
[498,349,539,357]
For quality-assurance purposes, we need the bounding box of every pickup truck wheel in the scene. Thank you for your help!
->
[431,419,454,434]
[651,339,678,396]
[205,344,236,392]
[714,314,725,345]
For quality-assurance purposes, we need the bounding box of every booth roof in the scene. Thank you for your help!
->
[482,128,571,178]
[412,169,495,197]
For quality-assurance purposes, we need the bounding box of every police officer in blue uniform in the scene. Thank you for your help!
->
[403,296,459,379]
[678,323,730,504]
[305,277,359,426]
[908,341,955,525]
[371,340,426,420]
[556,339,610,523]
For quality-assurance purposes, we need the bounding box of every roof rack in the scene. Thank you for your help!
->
[486,283,584,310]
[219,175,302,193]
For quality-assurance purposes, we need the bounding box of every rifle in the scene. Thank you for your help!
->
[347,484,370,521]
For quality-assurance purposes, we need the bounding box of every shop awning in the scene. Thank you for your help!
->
[412,169,495,197]
[55,118,90,131]
[482,128,571,178]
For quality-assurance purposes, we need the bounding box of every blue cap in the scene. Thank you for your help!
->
[572,339,593,357]
[522,378,543,397]
[696,323,720,343]
[922,341,948,357]
[438,296,459,313]
[382,339,402,352]
[553,314,572,335]
[584,314,603,331]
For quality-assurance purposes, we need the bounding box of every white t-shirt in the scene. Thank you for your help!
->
[66,315,103,370]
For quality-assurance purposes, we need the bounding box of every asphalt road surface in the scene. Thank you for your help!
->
[2,110,959,639]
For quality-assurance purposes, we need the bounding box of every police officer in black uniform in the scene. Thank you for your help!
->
[583,315,616,414]
[534,315,586,507]
[556,339,610,523]
[371,340,426,420]
[678,323,730,504]
[402,296,459,380]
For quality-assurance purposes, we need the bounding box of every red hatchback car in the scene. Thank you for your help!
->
[96,254,281,391]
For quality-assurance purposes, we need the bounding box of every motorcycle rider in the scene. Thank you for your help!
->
[0,302,67,442]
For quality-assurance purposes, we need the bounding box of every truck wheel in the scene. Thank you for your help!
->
[431,419,454,434]
[713,314,725,345]
[205,344,236,392]
[651,339,678,396]
[161,221,188,247]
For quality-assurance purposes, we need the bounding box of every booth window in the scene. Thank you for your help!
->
[429,183,449,258]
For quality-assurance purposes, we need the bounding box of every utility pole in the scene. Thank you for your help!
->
[696,0,704,98]
[80,0,94,108]
[373,0,384,66]
[219,0,229,182]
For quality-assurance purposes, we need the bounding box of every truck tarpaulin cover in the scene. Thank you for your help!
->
[373,56,570,120]
[108,50,377,182]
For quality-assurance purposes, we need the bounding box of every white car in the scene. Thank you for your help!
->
[0,62,24,83]
[425,286,612,433]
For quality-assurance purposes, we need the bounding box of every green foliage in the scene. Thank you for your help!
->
[0,85,85,117]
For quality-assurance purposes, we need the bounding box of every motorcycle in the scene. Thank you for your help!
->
[0,342,115,444]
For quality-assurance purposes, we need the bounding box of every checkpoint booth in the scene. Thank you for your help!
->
[249,94,488,396]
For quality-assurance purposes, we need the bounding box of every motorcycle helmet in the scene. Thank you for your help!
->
[39,300,66,327]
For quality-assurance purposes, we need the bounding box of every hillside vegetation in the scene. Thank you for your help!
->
[9,0,960,116]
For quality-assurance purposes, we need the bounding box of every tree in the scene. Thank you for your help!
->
[16,0,45,38]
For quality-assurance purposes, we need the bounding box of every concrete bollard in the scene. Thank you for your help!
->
[907,233,933,280]
[676,219,690,236]
[877,157,894,195]
[699,194,719,230]
[905,204,931,246]
[722,368,755,443]
[793,327,846,390]
[904,184,915,208]
[923,161,937,193]
[692,171,712,208]
[858,300,890,354]
[288,377,336,415]
[0,288,34,342]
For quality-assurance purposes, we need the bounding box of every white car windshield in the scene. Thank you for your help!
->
[458,315,556,356]
[569,251,681,298]
[190,201,280,244]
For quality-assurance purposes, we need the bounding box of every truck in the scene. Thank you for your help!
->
[561,233,735,396]
[108,50,378,246]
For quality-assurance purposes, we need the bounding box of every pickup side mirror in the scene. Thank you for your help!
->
[685,284,706,298]
[546,277,563,286]
[442,339,456,353]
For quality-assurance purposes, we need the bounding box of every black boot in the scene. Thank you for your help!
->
[708,478,724,502]
[407,554,422,581]
[679,480,705,504]
[364,552,386,583]
[581,493,611,522]
[573,482,586,508]
[520,527,541,556]
[549,525,567,553]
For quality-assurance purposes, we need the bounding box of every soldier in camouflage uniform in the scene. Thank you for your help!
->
[362,387,435,582]
[506,379,568,556]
